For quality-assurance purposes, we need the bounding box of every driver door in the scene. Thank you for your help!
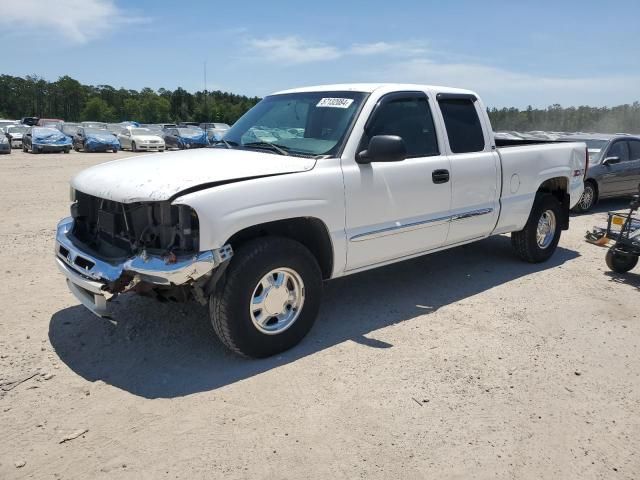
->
[342,92,452,271]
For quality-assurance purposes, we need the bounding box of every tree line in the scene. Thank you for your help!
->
[489,103,640,134]
[1,74,639,133]
[0,74,260,125]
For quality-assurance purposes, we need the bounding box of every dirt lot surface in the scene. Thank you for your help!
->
[1,149,639,479]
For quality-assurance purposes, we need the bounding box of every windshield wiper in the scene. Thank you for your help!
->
[211,139,237,149]
[242,141,289,156]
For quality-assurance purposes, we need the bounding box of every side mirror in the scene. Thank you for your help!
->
[603,156,621,165]
[356,135,407,164]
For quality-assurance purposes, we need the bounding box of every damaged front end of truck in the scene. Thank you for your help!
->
[55,190,232,318]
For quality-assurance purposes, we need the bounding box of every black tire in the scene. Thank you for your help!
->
[511,193,563,263]
[605,248,638,273]
[22,145,28,153]
[131,141,137,152]
[210,237,323,358]
[73,144,80,152]
[572,181,597,213]
[64,148,70,154]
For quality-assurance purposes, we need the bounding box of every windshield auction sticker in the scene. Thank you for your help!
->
[316,98,354,108]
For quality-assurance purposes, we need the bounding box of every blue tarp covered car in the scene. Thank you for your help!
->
[73,127,120,153]
[23,127,72,153]
[163,127,209,149]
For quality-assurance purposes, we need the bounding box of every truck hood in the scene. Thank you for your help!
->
[71,148,317,203]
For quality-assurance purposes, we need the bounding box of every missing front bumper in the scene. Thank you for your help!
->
[54,217,233,318]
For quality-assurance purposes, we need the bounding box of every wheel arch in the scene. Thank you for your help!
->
[225,217,334,280]
[537,176,570,230]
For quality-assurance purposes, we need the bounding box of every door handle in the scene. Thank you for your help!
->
[432,169,450,184]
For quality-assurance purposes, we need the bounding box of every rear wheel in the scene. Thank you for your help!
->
[210,237,323,358]
[572,181,597,213]
[131,141,137,152]
[512,194,563,263]
[605,248,638,273]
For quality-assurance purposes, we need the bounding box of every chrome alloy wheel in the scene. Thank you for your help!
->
[249,267,305,335]
[536,209,557,249]
[579,184,595,210]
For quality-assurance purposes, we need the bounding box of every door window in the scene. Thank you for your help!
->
[628,140,640,161]
[438,98,485,153]
[608,141,629,162]
[361,95,439,158]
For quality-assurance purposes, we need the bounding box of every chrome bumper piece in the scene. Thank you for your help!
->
[54,217,233,318]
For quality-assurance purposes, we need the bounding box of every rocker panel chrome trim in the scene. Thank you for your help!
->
[349,208,494,242]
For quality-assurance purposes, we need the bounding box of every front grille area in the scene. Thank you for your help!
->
[71,191,199,259]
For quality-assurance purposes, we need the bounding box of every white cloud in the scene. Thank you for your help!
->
[249,36,342,64]
[0,0,143,44]
[383,58,640,107]
[244,35,639,105]
[350,41,428,57]
[248,37,429,65]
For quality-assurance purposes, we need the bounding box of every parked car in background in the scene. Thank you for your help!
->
[23,127,71,153]
[73,127,119,153]
[81,121,108,130]
[21,117,39,126]
[118,127,165,152]
[0,119,19,131]
[155,123,177,130]
[562,134,640,212]
[200,122,230,142]
[0,132,11,154]
[59,122,81,138]
[162,127,208,149]
[55,83,587,357]
[107,123,126,136]
[37,118,64,128]
[5,124,29,148]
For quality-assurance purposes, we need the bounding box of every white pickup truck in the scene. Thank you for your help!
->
[55,83,587,357]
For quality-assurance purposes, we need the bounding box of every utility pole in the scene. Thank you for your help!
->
[204,61,208,124]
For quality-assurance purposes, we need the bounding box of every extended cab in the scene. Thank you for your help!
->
[55,84,587,357]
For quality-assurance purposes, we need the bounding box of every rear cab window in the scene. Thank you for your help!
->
[437,95,485,154]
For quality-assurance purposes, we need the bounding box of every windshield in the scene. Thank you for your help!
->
[33,128,60,135]
[85,128,110,135]
[222,91,368,157]
[583,139,609,163]
[62,125,78,135]
[7,125,28,134]
[177,128,202,136]
[131,128,154,135]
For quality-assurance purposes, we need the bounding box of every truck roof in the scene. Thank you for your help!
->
[274,83,478,97]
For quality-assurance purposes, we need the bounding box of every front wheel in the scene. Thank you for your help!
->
[210,237,323,358]
[605,248,638,273]
[131,141,137,152]
[572,181,597,213]
[511,194,563,263]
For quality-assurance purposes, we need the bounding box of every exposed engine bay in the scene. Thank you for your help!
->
[70,191,199,260]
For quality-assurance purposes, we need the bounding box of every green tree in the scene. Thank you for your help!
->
[81,97,116,122]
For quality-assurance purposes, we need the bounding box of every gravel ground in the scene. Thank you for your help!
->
[1,149,639,479]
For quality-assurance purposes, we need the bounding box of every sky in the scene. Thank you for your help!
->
[1,0,639,108]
